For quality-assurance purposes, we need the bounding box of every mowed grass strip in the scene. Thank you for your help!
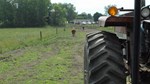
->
[0,26,87,84]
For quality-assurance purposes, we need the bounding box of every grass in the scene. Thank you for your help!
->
[0,25,86,84]
[0,26,56,53]
[0,24,114,84]
[0,24,112,54]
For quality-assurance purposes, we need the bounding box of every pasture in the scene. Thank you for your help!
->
[0,25,113,84]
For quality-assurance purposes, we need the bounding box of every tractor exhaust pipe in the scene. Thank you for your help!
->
[132,0,141,84]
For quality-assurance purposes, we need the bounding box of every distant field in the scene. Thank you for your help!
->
[0,25,113,84]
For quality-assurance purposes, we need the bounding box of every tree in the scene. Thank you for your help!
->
[87,14,93,19]
[77,12,92,19]
[62,3,77,22]
[0,0,50,27]
[93,12,103,22]
[0,0,16,27]
[48,3,77,26]
[49,3,67,26]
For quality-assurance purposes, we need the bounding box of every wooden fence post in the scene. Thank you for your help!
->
[40,31,42,40]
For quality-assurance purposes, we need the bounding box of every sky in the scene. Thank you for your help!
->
[51,0,150,15]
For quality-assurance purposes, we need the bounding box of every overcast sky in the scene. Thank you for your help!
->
[51,0,150,15]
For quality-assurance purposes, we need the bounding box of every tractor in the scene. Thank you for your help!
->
[84,0,150,84]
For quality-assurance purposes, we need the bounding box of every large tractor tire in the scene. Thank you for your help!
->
[84,31,126,84]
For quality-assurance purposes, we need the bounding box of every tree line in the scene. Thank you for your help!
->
[0,0,110,28]
[0,0,49,27]
[0,0,77,27]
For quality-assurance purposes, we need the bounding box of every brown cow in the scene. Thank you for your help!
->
[71,28,76,37]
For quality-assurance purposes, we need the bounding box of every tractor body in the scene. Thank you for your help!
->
[84,0,150,84]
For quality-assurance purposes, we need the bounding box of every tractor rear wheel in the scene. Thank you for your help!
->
[84,31,126,84]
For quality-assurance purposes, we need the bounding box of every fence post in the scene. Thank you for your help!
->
[40,31,42,40]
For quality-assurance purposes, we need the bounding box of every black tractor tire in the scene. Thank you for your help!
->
[84,31,126,84]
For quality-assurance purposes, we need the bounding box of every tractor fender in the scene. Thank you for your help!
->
[99,16,133,27]
[98,16,110,27]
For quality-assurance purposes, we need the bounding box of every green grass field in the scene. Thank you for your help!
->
[0,25,114,84]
